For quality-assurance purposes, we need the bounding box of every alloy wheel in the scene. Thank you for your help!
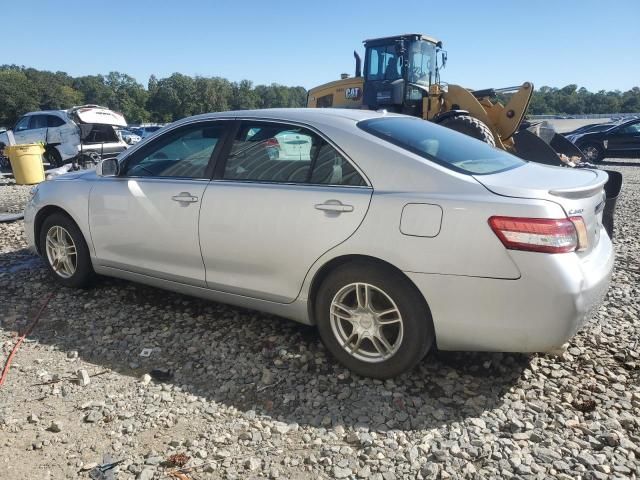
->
[329,282,404,363]
[582,145,600,161]
[45,225,77,278]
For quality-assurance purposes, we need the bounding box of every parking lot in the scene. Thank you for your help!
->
[0,160,639,479]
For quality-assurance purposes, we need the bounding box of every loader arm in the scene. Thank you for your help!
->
[439,83,533,145]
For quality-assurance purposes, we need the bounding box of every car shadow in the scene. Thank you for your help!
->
[1,249,529,433]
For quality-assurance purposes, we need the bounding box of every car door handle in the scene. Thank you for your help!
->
[315,201,354,213]
[172,192,198,203]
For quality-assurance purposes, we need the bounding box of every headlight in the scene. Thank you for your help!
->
[603,140,608,149]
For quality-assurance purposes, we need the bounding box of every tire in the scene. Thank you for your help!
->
[315,261,434,378]
[44,147,63,168]
[438,115,496,146]
[39,212,94,288]
[579,142,604,162]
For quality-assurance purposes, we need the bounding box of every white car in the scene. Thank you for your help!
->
[0,105,129,167]
[118,129,142,145]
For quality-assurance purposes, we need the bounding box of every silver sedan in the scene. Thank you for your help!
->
[24,109,614,378]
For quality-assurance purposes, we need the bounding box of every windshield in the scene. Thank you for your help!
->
[408,40,437,86]
[358,117,526,175]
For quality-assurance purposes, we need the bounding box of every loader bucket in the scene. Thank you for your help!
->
[601,169,622,240]
[512,121,586,165]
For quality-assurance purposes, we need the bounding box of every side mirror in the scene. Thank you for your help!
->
[441,51,448,69]
[97,157,119,177]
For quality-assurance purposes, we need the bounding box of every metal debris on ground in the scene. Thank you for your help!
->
[87,456,123,480]
[0,212,24,223]
[165,452,190,467]
[149,369,173,382]
[139,348,154,357]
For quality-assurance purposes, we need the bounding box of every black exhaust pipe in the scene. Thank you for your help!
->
[354,51,362,78]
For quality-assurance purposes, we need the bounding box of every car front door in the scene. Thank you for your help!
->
[606,121,640,154]
[89,121,229,285]
[199,119,373,303]
[11,116,32,143]
[24,115,49,144]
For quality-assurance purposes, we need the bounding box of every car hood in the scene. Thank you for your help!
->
[50,169,98,181]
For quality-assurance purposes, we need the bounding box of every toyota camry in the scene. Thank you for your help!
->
[24,109,614,378]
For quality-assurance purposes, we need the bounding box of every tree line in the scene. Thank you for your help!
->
[505,84,640,116]
[1,65,639,128]
[0,65,307,127]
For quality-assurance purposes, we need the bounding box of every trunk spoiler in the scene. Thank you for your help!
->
[549,170,608,199]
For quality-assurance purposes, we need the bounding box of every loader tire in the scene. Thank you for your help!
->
[438,115,496,147]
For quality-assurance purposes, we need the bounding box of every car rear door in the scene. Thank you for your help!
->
[199,119,372,303]
[89,120,230,285]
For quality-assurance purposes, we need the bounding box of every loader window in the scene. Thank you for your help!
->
[358,117,525,175]
[408,41,437,85]
[366,45,401,81]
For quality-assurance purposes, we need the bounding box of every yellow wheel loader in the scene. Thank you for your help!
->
[307,33,622,238]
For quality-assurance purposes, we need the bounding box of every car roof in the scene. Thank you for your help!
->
[172,108,397,128]
[23,110,66,116]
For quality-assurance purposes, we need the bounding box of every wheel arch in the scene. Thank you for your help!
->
[34,205,80,255]
[307,254,434,329]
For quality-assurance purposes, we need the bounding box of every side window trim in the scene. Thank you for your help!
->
[119,120,233,180]
[213,117,371,188]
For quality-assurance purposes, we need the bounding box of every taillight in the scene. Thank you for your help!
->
[569,216,589,251]
[488,216,578,254]
[264,138,279,148]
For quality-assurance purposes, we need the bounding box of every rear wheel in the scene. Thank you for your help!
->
[315,261,434,378]
[39,213,94,288]
[580,142,604,162]
[438,115,496,146]
[44,147,63,168]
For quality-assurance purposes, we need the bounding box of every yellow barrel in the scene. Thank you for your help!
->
[4,143,45,185]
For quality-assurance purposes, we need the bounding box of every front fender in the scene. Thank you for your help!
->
[29,177,94,256]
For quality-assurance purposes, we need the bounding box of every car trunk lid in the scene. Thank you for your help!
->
[474,163,608,256]
[69,105,127,127]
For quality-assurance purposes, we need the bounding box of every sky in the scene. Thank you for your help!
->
[3,0,639,92]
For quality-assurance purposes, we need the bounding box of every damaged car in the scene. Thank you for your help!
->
[0,105,129,167]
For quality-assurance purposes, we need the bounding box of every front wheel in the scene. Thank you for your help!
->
[580,142,604,162]
[315,262,434,378]
[39,213,94,288]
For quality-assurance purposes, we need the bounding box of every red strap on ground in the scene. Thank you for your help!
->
[0,292,54,387]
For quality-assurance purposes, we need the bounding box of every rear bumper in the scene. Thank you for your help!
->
[406,229,614,352]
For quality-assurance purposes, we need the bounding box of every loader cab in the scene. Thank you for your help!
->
[362,34,439,116]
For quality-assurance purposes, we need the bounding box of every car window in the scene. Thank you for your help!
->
[14,116,30,131]
[358,116,525,175]
[223,122,317,182]
[619,122,640,134]
[223,121,366,186]
[30,115,48,129]
[310,144,366,186]
[47,115,66,127]
[123,124,225,178]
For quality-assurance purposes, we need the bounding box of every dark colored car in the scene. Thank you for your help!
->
[563,122,615,137]
[567,119,640,162]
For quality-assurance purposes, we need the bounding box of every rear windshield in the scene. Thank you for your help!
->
[358,116,526,175]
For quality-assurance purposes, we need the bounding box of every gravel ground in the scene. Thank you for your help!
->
[0,161,638,480]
